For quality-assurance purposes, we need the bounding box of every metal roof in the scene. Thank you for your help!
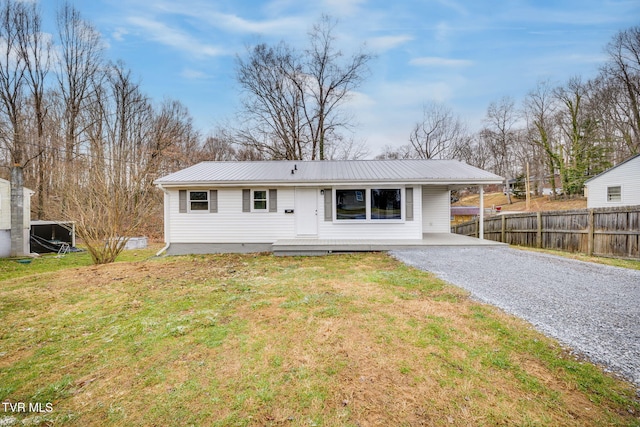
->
[154,160,504,186]
[583,153,640,185]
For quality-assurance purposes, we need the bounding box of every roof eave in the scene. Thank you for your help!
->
[154,178,504,187]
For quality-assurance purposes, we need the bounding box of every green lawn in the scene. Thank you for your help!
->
[1,252,638,426]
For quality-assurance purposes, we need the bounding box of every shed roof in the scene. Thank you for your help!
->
[451,206,480,216]
[155,160,504,186]
[584,153,640,185]
[0,177,35,194]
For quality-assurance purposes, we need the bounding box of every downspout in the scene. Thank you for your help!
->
[479,185,484,240]
[156,184,171,256]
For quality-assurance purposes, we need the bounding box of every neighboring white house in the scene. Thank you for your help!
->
[584,154,640,209]
[154,160,504,255]
[0,178,34,257]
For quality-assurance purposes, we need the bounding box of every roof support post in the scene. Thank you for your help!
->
[479,185,484,240]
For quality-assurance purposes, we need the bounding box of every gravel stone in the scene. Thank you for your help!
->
[391,246,640,389]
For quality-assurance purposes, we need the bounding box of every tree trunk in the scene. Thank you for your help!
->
[10,165,25,257]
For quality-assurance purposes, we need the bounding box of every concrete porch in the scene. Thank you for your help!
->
[272,233,504,256]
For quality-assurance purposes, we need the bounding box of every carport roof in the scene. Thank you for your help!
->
[155,160,504,186]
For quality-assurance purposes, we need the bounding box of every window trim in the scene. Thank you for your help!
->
[370,188,402,220]
[252,189,269,212]
[606,185,622,203]
[188,190,209,212]
[332,187,405,223]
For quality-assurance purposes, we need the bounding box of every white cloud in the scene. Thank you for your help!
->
[126,16,225,58]
[151,2,307,36]
[216,13,306,35]
[409,56,473,67]
[368,35,413,52]
[180,68,209,80]
[112,27,128,42]
[321,0,366,17]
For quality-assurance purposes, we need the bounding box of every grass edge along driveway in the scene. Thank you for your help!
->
[1,252,639,426]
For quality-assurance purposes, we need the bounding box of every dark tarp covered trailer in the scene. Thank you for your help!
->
[30,221,76,254]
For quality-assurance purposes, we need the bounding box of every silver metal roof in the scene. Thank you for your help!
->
[154,160,504,186]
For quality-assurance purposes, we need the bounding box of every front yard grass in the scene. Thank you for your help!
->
[1,252,638,426]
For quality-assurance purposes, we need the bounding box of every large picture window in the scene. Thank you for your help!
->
[336,189,366,220]
[371,189,401,219]
[189,191,208,211]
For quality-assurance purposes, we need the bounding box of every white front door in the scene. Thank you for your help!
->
[295,188,318,236]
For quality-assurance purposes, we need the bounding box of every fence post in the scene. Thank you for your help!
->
[501,215,506,243]
[587,209,594,256]
[536,211,542,248]
[475,218,479,238]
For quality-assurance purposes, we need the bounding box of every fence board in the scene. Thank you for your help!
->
[452,205,640,259]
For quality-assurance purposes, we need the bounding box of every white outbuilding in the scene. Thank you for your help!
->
[584,154,640,209]
[0,178,33,257]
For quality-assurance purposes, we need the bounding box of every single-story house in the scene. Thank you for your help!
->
[154,160,504,255]
[584,154,640,209]
[0,178,33,257]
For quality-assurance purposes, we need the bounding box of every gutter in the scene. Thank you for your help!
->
[156,184,170,256]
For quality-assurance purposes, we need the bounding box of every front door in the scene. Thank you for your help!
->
[295,188,318,236]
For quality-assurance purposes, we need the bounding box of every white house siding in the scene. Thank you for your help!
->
[316,187,423,240]
[168,187,296,243]
[422,186,451,233]
[0,179,10,230]
[167,186,425,245]
[586,156,640,208]
[0,179,32,256]
[0,230,9,257]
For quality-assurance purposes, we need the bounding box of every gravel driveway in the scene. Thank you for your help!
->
[391,246,640,389]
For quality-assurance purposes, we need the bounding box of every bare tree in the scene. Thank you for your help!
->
[235,15,372,160]
[523,80,562,195]
[603,26,640,154]
[56,2,103,196]
[199,135,237,161]
[61,62,162,263]
[482,96,519,177]
[0,0,33,256]
[409,102,468,159]
[236,42,307,160]
[374,144,413,160]
[20,0,50,219]
[301,15,372,160]
[554,77,603,194]
[455,134,492,170]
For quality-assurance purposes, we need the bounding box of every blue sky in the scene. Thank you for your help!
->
[42,0,640,156]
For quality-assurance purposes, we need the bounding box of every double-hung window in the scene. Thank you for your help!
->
[189,191,209,211]
[253,190,268,211]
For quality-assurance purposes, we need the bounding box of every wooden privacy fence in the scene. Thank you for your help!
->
[451,205,640,259]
